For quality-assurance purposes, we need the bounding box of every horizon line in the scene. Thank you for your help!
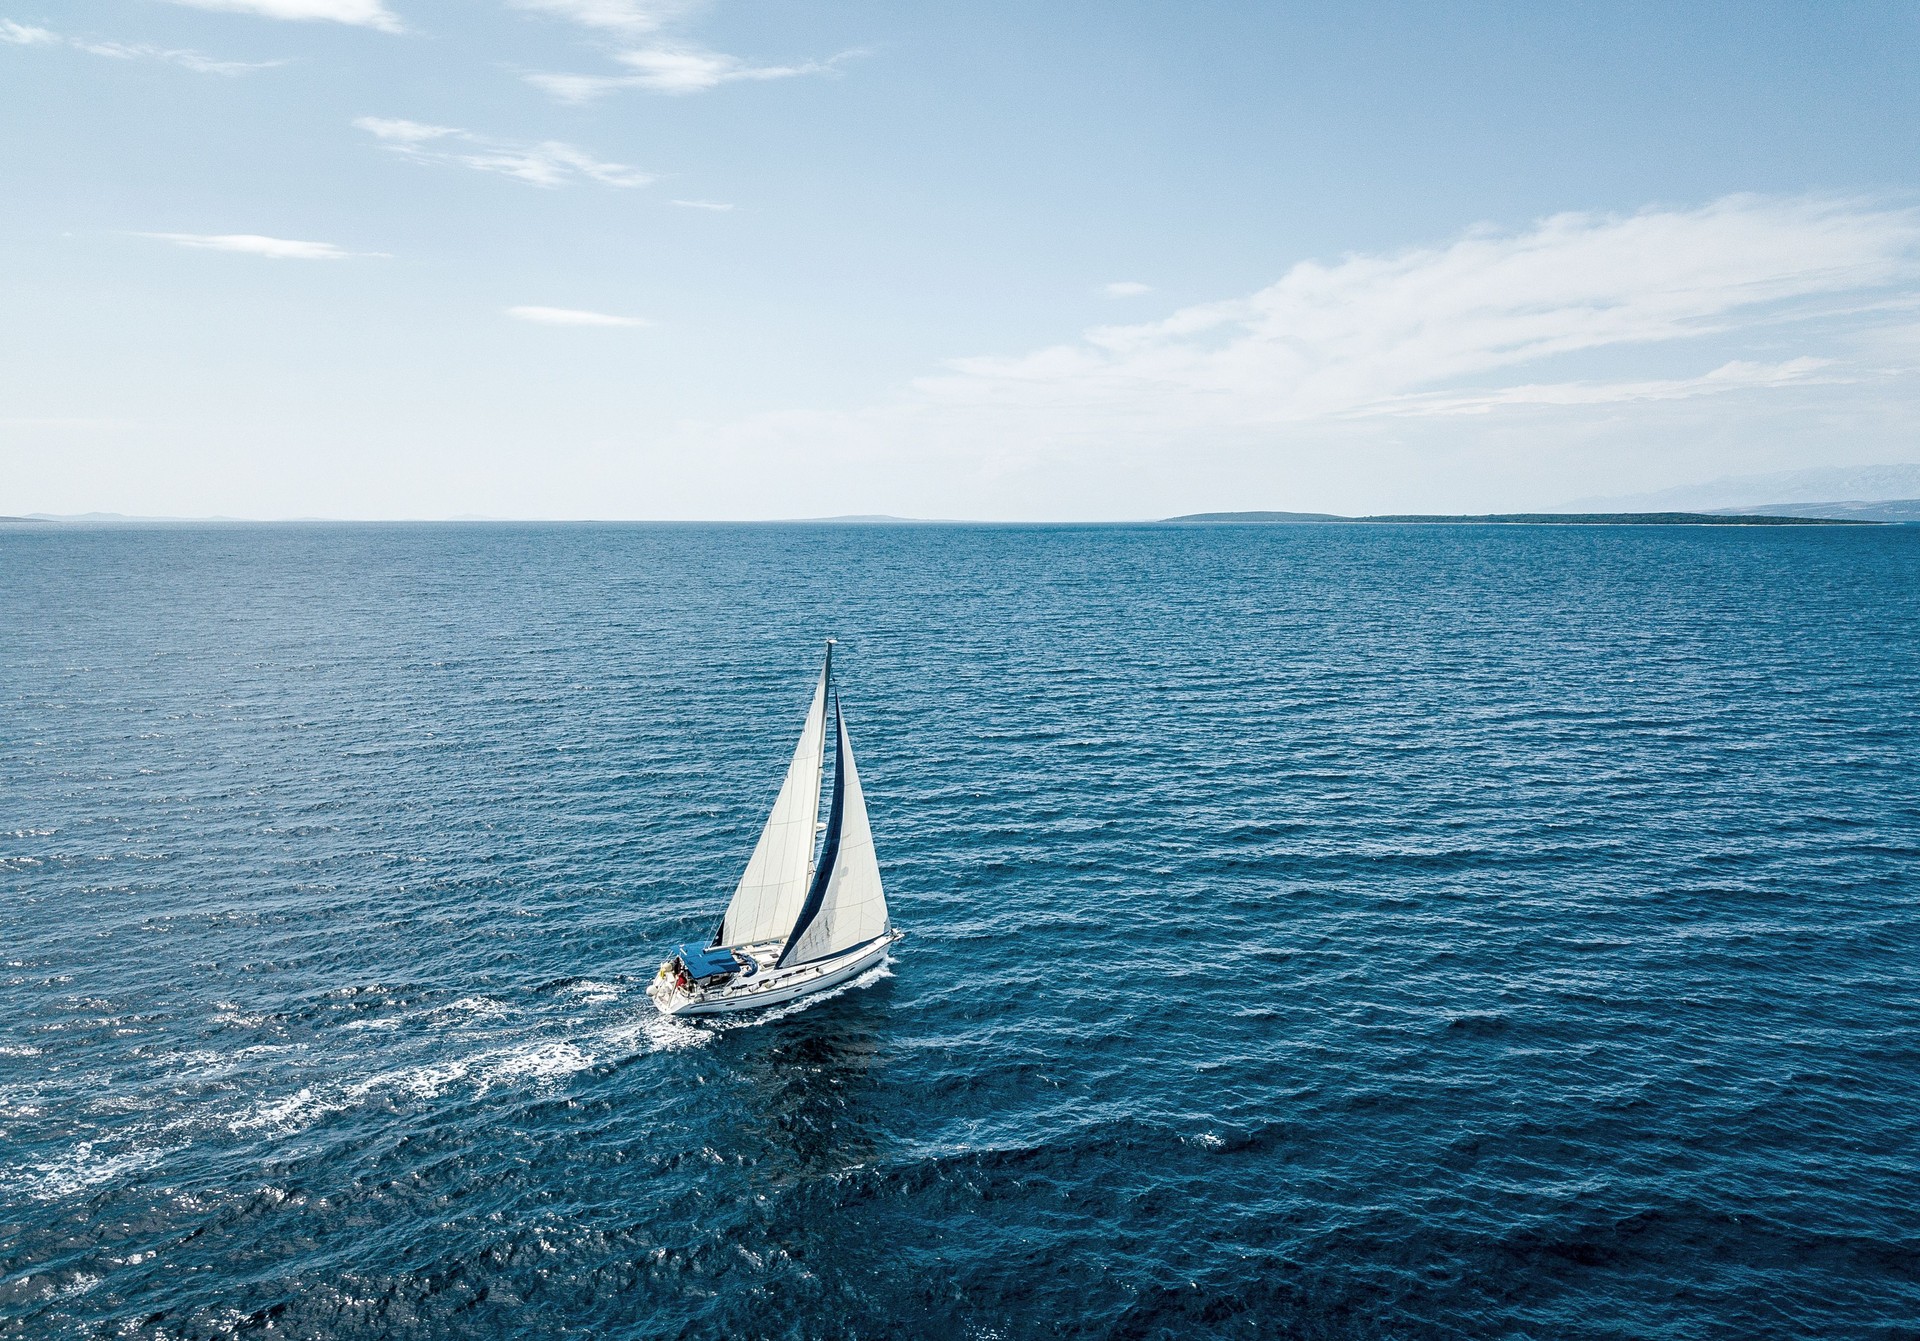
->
[7,508,1909,527]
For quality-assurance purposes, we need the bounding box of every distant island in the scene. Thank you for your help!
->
[793,514,933,524]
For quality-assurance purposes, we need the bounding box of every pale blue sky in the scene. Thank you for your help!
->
[4,1,1918,518]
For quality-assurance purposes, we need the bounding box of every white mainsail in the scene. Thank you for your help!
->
[780,705,889,965]
[717,659,829,947]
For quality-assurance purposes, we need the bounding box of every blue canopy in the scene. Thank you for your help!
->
[676,943,743,980]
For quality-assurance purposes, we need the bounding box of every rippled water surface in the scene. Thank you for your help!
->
[4,521,1918,1340]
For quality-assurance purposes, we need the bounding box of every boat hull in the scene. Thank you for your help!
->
[649,931,899,1018]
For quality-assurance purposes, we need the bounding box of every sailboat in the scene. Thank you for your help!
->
[648,642,901,1017]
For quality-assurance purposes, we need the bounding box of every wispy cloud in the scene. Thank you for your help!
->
[514,0,854,101]
[354,117,651,188]
[507,305,649,327]
[670,198,733,211]
[354,116,450,143]
[1101,281,1153,298]
[86,41,283,73]
[0,20,56,45]
[162,0,402,33]
[507,0,695,35]
[617,45,840,93]
[139,232,374,259]
[525,49,846,101]
[1372,357,1849,417]
[1,19,280,72]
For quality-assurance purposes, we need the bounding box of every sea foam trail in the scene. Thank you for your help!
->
[26,982,721,1176]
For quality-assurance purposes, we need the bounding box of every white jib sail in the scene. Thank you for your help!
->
[782,708,889,964]
[718,663,829,946]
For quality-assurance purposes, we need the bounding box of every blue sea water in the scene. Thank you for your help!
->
[3,521,1918,1340]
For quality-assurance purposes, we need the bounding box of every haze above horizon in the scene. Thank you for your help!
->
[5,1,1919,520]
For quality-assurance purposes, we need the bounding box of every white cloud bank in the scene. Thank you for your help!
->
[1,19,280,72]
[163,0,402,33]
[140,232,371,259]
[675,196,1920,514]
[507,305,648,327]
[513,0,852,102]
[915,195,1918,426]
[354,117,651,188]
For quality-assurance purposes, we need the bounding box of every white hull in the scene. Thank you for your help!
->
[649,930,900,1018]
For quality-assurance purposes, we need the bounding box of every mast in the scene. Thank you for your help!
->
[807,640,835,882]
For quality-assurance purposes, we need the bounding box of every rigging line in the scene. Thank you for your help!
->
[812,639,834,876]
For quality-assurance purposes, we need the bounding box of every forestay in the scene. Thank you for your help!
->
[717,659,829,946]
[780,704,889,965]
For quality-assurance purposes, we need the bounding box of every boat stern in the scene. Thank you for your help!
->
[648,958,701,1016]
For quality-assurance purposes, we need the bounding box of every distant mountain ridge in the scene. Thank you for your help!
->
[1160,511,1875,526]
[1161,510,1342,524]
[1710,499,1920,523]
[1565,463,1920,512]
